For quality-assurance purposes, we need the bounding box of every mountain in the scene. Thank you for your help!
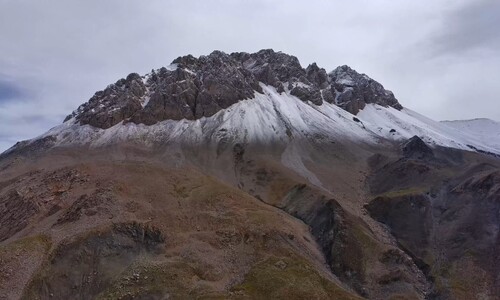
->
[0,49,499,300]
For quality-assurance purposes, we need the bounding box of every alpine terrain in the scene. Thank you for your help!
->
[0,49,499,300]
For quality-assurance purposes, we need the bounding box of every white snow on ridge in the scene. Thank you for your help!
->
[165,63,179,71]
[358,104,500,154]
[17,84,500,157]
[41,85,376,148]
[441,118,500,151]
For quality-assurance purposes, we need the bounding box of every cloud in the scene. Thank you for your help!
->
[0,0,499,153]
[429,0,500,56]
[0,78,25,104]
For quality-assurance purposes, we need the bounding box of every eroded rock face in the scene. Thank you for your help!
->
[366,148,500,299]
[65,73,146,129]
[329,65,402,114]
[366,194,432,257]
[24,222,165,299]
[0,190,39,242]
[66,49,403,129]
[277,183,429,298]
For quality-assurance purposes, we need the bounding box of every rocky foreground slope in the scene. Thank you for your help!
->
[0,50,499,300]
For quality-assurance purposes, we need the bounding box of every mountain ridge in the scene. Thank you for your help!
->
[441,118,500,152]
[3,50,499,162]
[62,49,402,130]
[1,49,499,300]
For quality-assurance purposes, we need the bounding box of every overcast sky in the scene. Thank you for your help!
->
[1,0,499,152]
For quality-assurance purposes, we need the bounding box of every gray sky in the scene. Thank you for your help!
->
[1,0,499,152]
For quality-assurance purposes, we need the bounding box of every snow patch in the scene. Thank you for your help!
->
[165,63,178,71]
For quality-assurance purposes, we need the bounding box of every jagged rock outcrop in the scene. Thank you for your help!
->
[65,49,403,129]
[64,73,146,129]
[330,65,402,114]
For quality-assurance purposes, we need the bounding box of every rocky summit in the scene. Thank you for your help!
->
[1,49,500,300]
[65,49,402,129]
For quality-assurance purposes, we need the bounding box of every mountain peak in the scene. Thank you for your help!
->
[329,65,402,114]
[65,49,403,129]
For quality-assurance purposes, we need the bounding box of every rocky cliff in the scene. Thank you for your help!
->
[65,49,402,129]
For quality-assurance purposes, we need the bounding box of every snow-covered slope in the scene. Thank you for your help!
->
[6,49,499,160]
[441,119,500,151]
[7,85,500,157]
[39,85,378,148]
[358,105,500,154]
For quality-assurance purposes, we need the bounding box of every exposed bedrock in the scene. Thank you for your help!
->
[66,49,402,129]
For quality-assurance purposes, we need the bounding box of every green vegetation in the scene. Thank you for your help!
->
[0,234,51,255]
[376,187,427,198]
[97,261,198,299]
[232,254,360,300]
[172,183,190,198]
[2,235,52,300]
[97,259,249,300]
[352,220,378,253]
[349,220,380,265]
